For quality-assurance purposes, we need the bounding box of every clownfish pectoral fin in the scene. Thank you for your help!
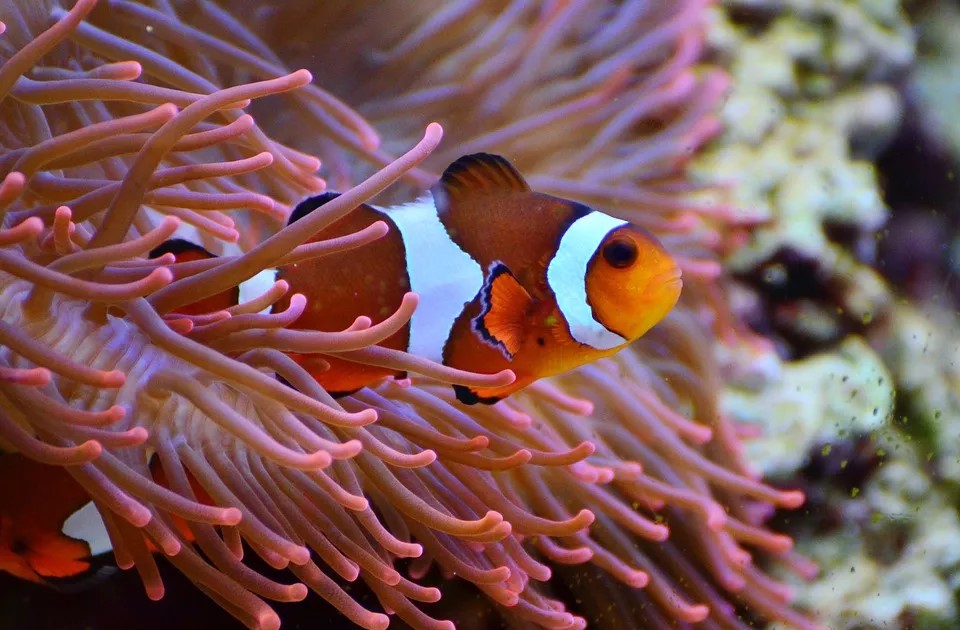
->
[435,153,530,203]
[288,191,342,225]
[43,560,118,594]
[473,262,532,360]
[452,384,503,406]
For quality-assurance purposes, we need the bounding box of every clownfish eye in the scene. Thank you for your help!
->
[602,238,638,269]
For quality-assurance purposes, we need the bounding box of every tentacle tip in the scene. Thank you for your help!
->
[780,489,806,509]
[160,539,182,557]
[705,507,727,530]
[401,291,420,308]
[479,510,505,528]
[27,367,53,386]
[494,369,516,386]
[355,408,378,425]
[151,266,175,285]
[573,399,594,415]
[21,216,44,231]
[255,611,282,630]
[130,507,153,528]
[287,584,309,602]
[156,102,180,118]
[80,439,103,459]
[222,507,243,526]
[650,524,670,542]
[575,441,596,457]
[307,450,334,469]
[425,121,444,139]
[685,605,710,623]
[574,509,595,529]
[293,69,314,84]
[469,435,489,449]
[626,570,650,588]
[145,584,166,602]
[289,545,311,566]
[690,426,714,444]
[593,467,615,484]
[102,370,127,388]
[371,220,390,238]
[4,171,25,185]
[617,462,643,479]
[367,614,390,630]
[517,448,534,464]
[338,439,363,458]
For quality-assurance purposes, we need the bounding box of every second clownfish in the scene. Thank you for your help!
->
[274,153,682,404]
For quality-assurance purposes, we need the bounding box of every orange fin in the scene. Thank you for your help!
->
[473,262,532,360]
[453,385,503,406]
[436,153,530,203]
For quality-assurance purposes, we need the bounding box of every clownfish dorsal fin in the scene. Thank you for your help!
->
[472,262,533,360]
[288,191,341,225]
[148,238,215,261]
[436,153,531,202]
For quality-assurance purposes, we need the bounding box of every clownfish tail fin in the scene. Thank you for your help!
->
[288,191,341,225]
[473,261,531,360]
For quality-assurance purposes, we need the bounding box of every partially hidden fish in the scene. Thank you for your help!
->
[0,451,210,585]
[148,238,240,316]
[275,153,682,404]
[0,452,113,588]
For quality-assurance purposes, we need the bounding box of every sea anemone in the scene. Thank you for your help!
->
[0,1,818,629]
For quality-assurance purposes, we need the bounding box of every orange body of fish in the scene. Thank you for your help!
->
[274,153,682,403]
[0,453,109,585]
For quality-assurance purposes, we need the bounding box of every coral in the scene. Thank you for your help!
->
[694,0,912,352]
[696,2,960,627]
[879,304,960,484]
[0,1,817,629]
[724,328,960,628]
[909,0,960,161]
[723,336,894,478]
[790,443,960,629]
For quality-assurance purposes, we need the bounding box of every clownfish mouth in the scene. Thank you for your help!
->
[653,267,684,291]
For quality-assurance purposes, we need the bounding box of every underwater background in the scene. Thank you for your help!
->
[0,0,958,629]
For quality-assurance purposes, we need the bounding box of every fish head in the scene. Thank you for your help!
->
[584,223,682,343]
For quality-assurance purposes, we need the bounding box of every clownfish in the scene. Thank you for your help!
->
[0,451,214,586]
[274,153,682,404]
[0,452,113,587]
[148,238,240,315]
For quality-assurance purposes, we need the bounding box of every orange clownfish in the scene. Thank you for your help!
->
[0,451,212,586]
[0,452,113,587]
[148,238,240,316]
[275,153,682,404]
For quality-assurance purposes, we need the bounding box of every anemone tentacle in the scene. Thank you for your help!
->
[0,1,819,629]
